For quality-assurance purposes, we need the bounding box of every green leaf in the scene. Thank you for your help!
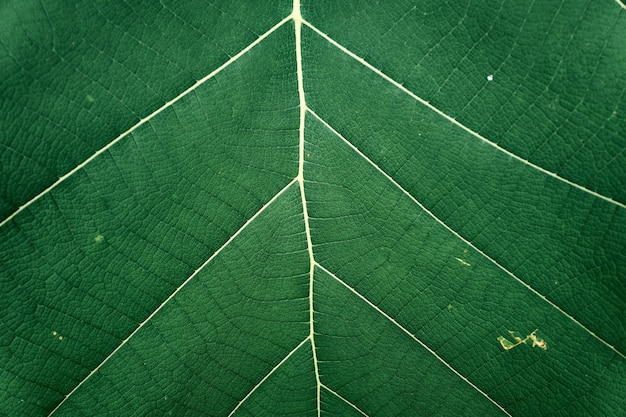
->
[1,0,625,416]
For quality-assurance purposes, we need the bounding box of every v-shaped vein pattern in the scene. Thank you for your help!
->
[298,16,624,357]
[306,108,624,359]
[301,20,625,211]
[315,263,512,416]
[0,14,293,230]
[46,179,299,416]
[1,1,624,416]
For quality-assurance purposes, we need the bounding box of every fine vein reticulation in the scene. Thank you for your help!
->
[305,108,624,359]
[23,0,622,415]
[46,180,298,416]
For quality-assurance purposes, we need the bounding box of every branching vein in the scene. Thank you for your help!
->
[321,384,371,417]
[308,108,625,359]
[294,1,322,415]
[46,179,297,416]
[0,14,293,230]
[226,337,310,417]
[316,263,513,417]
[301,19,626,211]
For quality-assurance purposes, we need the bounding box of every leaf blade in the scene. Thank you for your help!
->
[1,1,625,416]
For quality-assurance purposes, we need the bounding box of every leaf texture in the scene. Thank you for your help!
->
[1,0,625,416]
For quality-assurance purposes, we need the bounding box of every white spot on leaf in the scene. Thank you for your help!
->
[455,257,471,267]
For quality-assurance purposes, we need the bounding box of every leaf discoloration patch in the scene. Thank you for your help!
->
[498,329,547,351]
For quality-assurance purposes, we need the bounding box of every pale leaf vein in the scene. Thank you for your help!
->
[315,263,513,417]
[308,108,625,359]
[302,19,626,210]
[0,15,292,230]
[46,180,297,416]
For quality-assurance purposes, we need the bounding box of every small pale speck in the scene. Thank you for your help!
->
[487,74,493,81]
[58,336,63,341]
[94,234,104,243]
[86,94,95,102]
[52,331,57,336]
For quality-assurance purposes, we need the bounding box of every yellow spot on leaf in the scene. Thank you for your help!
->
[497,336,517,350]
[455,257,471,267]
[529,332,547,350]
[52,331,57,336]
[94,234,104,243]
[498,329,547,351]
[86,94,95,102]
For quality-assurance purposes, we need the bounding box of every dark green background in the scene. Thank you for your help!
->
[1,0,624,415]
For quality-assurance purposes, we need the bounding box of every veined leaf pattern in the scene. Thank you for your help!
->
[1,1,624,416]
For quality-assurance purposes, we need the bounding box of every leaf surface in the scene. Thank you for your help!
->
[1,1,625,416]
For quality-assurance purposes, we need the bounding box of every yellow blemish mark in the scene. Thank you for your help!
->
[455,257,471,267]
[58,336,63,341]
[498,329,547,351]
[94,234,104,243]
[86,94,95,102]
[52,331,57,336]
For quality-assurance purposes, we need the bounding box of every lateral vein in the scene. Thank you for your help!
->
[308,108,625,359]
[0,14,293,230]
[46,179,297,416]
[226,337,310,417]
[321,384,370,417]
[301,19,626,210]
[316,263,513,417]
